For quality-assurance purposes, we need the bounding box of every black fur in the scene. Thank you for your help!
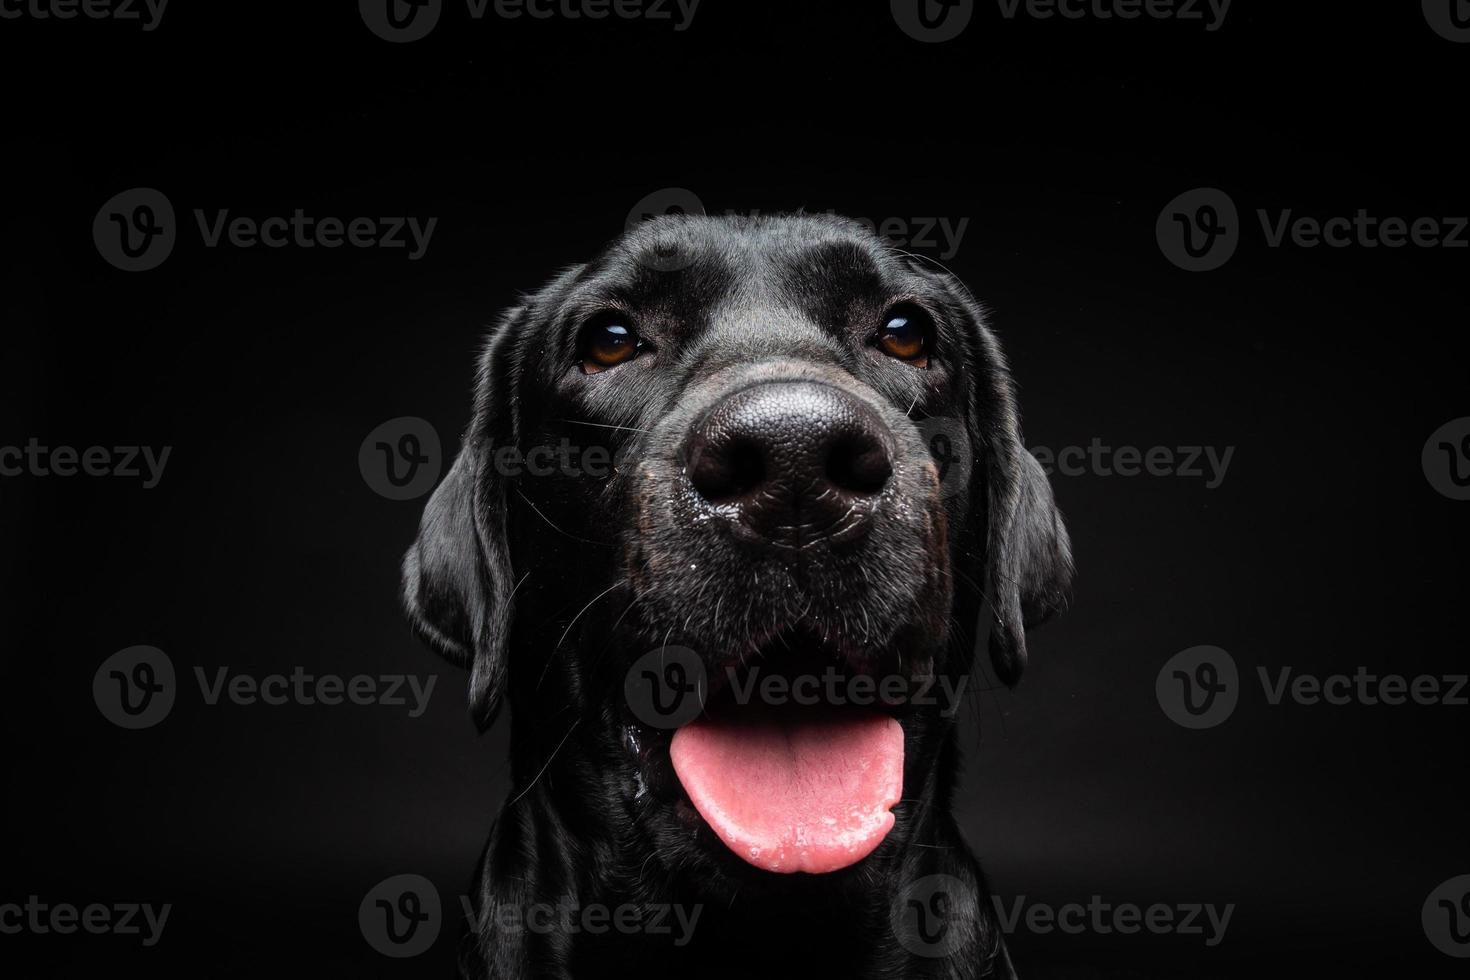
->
[402,214,1073,979]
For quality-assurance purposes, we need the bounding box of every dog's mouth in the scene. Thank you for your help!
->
[670,699,903,875]
[629,628,914,876]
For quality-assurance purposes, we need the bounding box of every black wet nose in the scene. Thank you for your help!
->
[684,382,893,544]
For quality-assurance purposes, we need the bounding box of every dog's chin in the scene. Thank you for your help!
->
[617,626,941,894]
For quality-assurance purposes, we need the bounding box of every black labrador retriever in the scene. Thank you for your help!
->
[402,213,1072,978]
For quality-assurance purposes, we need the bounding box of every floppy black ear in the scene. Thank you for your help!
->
[958,300,1074,687]
[401,314,521,730]
[981,439,1072,685]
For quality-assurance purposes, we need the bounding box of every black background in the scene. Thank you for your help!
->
[2,2,1467,976]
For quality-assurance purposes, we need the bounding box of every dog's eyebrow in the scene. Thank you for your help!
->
[772,238,892,335]
[779,239,888,299]
[788,238,882,274]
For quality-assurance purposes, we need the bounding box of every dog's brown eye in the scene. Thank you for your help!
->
[876,307,930,366]
[580,315,642,373]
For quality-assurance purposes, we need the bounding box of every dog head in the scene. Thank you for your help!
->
[402,213,1071,888]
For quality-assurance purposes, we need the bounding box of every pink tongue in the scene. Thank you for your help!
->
[669,705,904,874]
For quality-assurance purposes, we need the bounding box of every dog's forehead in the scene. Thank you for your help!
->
[596,213,905,315]
[620,212,885,261]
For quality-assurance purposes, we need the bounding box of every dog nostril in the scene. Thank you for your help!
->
[689,437,767,502]
[825,435,892,496]
[726,441,766,496]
